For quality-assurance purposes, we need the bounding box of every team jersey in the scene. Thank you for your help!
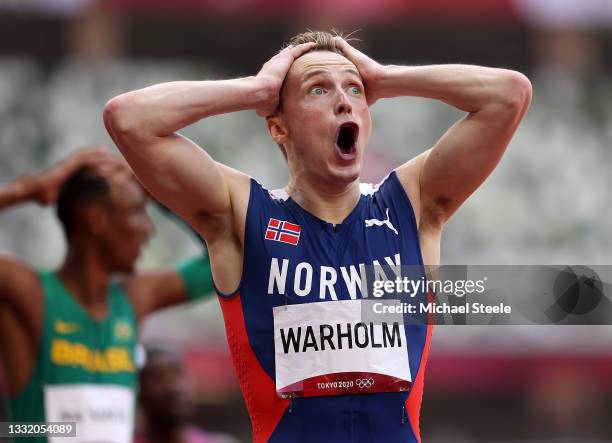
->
[218,171,433,443]
[5,271,138,443]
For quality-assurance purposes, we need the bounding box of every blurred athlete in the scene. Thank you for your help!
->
[136,348,237,443]
[104,31,531,442]
[0,148,213,443]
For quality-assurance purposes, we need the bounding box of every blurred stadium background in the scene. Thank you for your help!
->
[1,0,612,441]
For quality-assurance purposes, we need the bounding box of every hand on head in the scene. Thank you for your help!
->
[34,145,128,206]
[255,42,316,117]
[332,37,384,106]
[254,36,384,119]
[76,147,145,203]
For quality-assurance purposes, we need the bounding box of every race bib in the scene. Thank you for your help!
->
[273,299,411,398]
[44,384,134,443]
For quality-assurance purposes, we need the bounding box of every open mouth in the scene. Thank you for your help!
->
[335,122,359,157]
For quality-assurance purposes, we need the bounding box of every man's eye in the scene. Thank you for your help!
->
[350,86,361,94]
[311,87,324,95]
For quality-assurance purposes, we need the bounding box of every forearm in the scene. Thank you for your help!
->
[375,64,530,113]
[0,175,39,210]
[104,76,268,139]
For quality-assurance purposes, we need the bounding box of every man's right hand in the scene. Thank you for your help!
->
[103,46,322,293]
[31,147,120,206]
[254,42,316,117]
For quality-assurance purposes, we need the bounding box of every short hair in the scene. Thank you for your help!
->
[56,166,111,239]
[286,30,344,55]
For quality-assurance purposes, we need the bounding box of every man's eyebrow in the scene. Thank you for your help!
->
[301,68,362,83]
[302,69,329,83]
[344,68,361,79]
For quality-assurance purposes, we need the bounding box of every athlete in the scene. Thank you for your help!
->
[0,148,214,443]
[104,31,532,442]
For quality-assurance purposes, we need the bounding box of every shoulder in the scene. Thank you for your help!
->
[0,255,42,303]
[194,164,252,246]
[391,153,430,228]
[366,169,414,204]
[359,170,425,235]
[0,256,44,341]
[215,162,252,209]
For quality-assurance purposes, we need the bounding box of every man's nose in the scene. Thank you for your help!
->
[334,91,352,115]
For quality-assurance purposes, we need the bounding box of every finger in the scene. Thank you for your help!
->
[274,45,297,58]
[93,151,123,163]
[86,151,125,173]
[82,149,122,165]
[76,145,109,158]
[333,37,361,59]
[81,157,118,173]
[94,159,123,173]
[288,42,316,59]
[333,36,349,52]
[64,148,108,169]
[94,159,130,177]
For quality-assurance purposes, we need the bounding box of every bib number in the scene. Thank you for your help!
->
[44,384,134,443]
[273,299,412,398]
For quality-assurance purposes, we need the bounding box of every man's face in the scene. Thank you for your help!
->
[98,173,153,273]
[276,50,372,186]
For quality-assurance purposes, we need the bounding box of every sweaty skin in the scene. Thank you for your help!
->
[104,40,531,289]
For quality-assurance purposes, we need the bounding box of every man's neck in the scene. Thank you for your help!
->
[57,239,111,321]
[286,176,361,225]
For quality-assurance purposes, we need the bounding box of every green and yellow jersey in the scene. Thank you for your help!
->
[6,271,138,443]
[4,255,213,443]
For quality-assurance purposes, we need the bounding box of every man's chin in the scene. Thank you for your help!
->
[327,162,361,185]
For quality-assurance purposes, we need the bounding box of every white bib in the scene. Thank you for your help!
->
[44,384,134,443]
[273,299,412,397]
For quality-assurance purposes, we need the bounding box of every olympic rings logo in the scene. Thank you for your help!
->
[355,378,375,388]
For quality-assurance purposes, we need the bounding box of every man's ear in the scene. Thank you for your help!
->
[266,115,288,145]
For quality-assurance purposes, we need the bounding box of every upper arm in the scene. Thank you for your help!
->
[397,71,532,229]
[104,123,250,292]
[0,256,43,346]
[104,109,230,231]
[0,257,40,314]
[103,96,250,241]
[0,257,43,394]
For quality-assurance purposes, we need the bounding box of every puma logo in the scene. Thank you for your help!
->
[365,208,398,235]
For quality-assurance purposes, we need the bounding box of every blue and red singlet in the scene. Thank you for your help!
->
[217,171,432,443]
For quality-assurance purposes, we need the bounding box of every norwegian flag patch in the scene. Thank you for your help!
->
[265,218,301,246]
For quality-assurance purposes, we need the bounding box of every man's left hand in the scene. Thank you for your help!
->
[334,37,385,106]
